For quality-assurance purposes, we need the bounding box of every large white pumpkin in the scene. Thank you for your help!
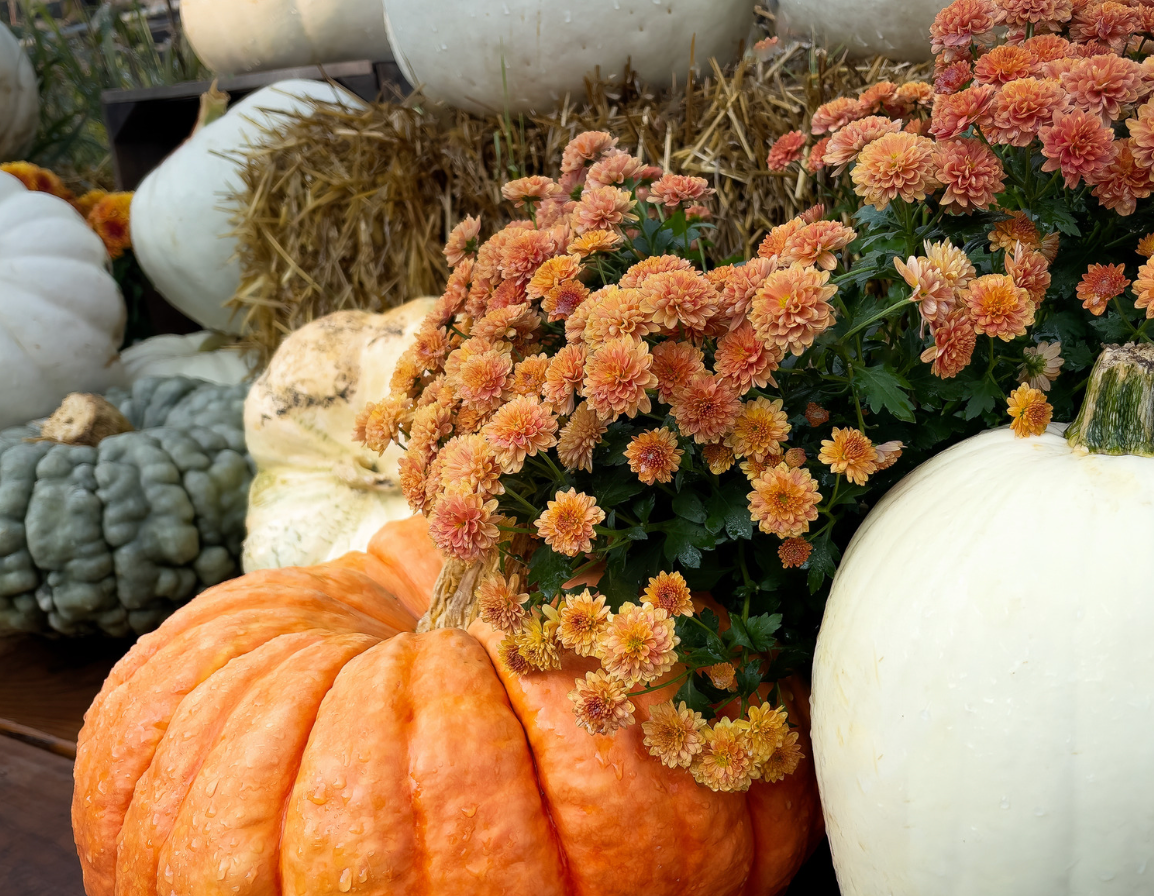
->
[182,0,390,75]
[776,0,948,62]
[242,301,432,572]
[120,331,257,386]
[812,346,1154,896]
[0,21,38,160]
[0,172,125,429]
[383,0,757,114]
[130,80,363,336]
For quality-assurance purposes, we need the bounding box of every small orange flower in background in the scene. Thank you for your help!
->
[784,447,808,468]
[569,670,636,736]
[670,373,743,444]
[778,537,813,569]
[568,229,622,257]
[598,601,679,686]
[561,130,618,176]
[819,427,879,485]
[727,397,792,461]
[1133,258,1154,318]
[706,662,738,691]
[555,589,611,657]
[573,186,636,234]
[556,402,607,472]
[703,443,736,474]
[810,96,864,134]
[1076,263,1130,316]
[929,0,998,55]
[482,396,558,472]
[934,137,1005,212]
[650,339,706,403]
[1136,232,1154,258]
[748,463,822,538]
[1007,383,1053,437]
[929,84,996,140]
[973,44,1035,87]
[444,215,481,265]
[766,130,807,171]
[804,402,830,427]
[967,273,1034,341]
[805,137,831,173]
[535,488,605,557]
[0,161,73,200]
[583,336,658,421]
[502,175,562,207]
[644,571,694,617]
[922,310,978,378]
[646,174,714,209]
[625,427,683,485]
[476,573,530,633]
[643,701,707,769]
[73,189,107,219]
[87,192,133,260]
[822,115,903,170]
[851,132,941,210]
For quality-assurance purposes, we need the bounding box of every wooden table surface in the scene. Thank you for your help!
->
[0,634,841,896]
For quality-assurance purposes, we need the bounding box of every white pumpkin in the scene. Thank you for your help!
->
[776,0,948,62]
[130,80,364,336]
[120,331,257,386]
[811,345,1154,896]
[0,21,38,161]
[383,0,757,114]
[242,301,433,572]
[182,0,390,75]
[0,172,126,429]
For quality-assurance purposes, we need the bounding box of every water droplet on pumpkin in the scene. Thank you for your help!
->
[338,868,353,892]
[1000,796,1011,809]
[462,805,478,818]
[205,779,219,797]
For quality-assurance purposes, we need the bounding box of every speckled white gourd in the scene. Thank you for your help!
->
[182,0,390,74]
[383,0,757,114]
[130,80,363,335]
[812,423,1154,895]
[776,0,949,62]
[121,332,256,386]
[0,21,39,160]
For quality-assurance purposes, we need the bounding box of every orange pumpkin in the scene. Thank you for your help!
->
[72,517,823,896]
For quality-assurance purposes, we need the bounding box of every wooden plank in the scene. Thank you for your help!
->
[0,737,83,895]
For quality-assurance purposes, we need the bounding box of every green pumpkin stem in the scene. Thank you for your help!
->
[1065,343,1154,457]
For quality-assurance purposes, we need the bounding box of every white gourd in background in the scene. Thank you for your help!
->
[242,302,433,572]
[0,172,126,429]
[120,332,257,386]
[775,0,949,62]
[130,80,364,336]
[382,0,758,114]
[0,21,39,160]
[182,0,390,75]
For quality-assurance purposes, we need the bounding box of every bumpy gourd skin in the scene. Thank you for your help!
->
[0,376,253,636]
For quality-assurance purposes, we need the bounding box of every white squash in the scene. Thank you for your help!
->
[120,331,257,386]
[775,0,948,63]
[811,345,1154,896]
[182,0,390,75]
[0,21,38,161]
[130,80,364,336]
[242,301,433,572]
[382,0,757,114]
[0,172,126,429]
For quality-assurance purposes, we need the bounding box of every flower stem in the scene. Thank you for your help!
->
[843,299,909,341]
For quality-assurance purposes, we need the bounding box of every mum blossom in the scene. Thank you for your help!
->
[727,398,792,461]
[858,81,900,116]
[568,229,622,258]
[1039,108,1118,188]
[1003,244,1052,305]
[1091,140,1154,216]
[542,280,589,322]
[692,719,756,793]
[1127,100,1154,169]
[535,488,605,557]
[778,538,813,569]
[625,428,683,485]
[974,44,1037,86]
[670,373,743,444]
[1076,262,1130,315]
[703,444,736,474]
[542,344,587,416]
[572,186,636,234]
[501,175,563,207]
[819,427,879,486]
[921,309,977,378]
[1007,384,1053,438]
[1019,341,1065,391]
[714,320,783,393]
[476,573,530,633]
[620,254,695,288]
[1061,54,1142,124]
[995,0,1072,26]
[806,137,832,173]
[748,463,822,538]
[556,590,611,657]
[582,337,658,420]
[481,396,558,471]
[1139,232,1154,258]
[852,132,941,210]
[639,269,720,336]
[750,263,838,355]
[427,487,501,562]
[985,77,1069,146]
[895,80,935,110]
[810,97,865,135]
[643,701,708,769]
[456,347,513,412]
[893,255,957,328]
[644,571,694,618]
[929,0,999,55]
[583,287,658,347]
[647,174,714,209]
[444,215,481,266]
[1133,258,1154,318]
[513,614,563,671]
[934,137,1006,211]
[1070,1,1142,51]
[437,434,505,497]
[561,130,618,173]
[585,150,646,190]
[766,130,807,171]
[760,729,806,783]
[757,218,805,261]
[569,670,636,736]
[499,229,558,283]
[822,116,903,170]
[779,221,858,270]
[650,339,706,403]
[925,239,977,291]
[930,84,997,140]
[706,663,739,691]
[599,602,679,686]
[935,59,974,95]
[556,402,608,472]
[527,254,582,299]
[719,257,777,321]
[966,273,1034,341]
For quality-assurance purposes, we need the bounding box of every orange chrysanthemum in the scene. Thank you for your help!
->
[1004,245,1052,305]
[719,257,777,322]
[988,210,1045,255]
[974,44,1036,87]
[568,229,623,257]
[512,614,563,672]
[930,84,996,140]
[584,286,659,347]
[498,229,558,284]
[555,590,611,657]
[921,309,978,378]
[643,701,708,769]
[427,487,501,562]
[1076,262,1130,315]
[1127,100,1154,170]
[650,339,706,404]
[87,192,133,259]
[874,440,904,471]
[1070,1,1141,51]
[572,186,636,234]
[692,718,756,793]
[819,427,879,485]
[1060,54,1142,124]
[481,396,558,472]
[1007,383,1053,437]
[930,0,999,55]
[851,132,941,210]
[0,161,73,200]
[542,280,590,323]
[476,573,530,632]
[437,433,505,496]
[1133,258,1154,318]
[779,220,857,270]
[822,116,903,169]
[646,174,713,209]
[535,488,605,557]
[509,354,550,397]
[73,189,107,219]
[996,0,1072,26]
[670,373,743,444]
[542,344,587,416]
[625,428,684,485]
[585,150,647,190]
[986,77,1068,146]
[639,269,720,336]
[750,263,838,356]
[498,636,533,675]
[935,59,975,95]
[748,463,822,538]
[766,130,807,171]
[934,137,1005,211]
[1022,33,1070,62]
[455,346,513,412]
[1091,140,1154,216]
[894,255,956,328]
[556,402,608,472]
[703,443,736,474]
[1138,233,1154,258]
[619,254,695,289]
[562,131,618,174]
[444,215,482,266]
[727,398,792,461]
[778,538,813,569]
[502,175,562,207]
[804,403,830,427]
[760,729,806,783]
[598,601,679,686]
[569,670,636,736]
[714,320,783,393]
[528,254,582,299]
[966,273,1034,340]
[1039,108,1118,189]
[644,571,694,617]
[757,218,805,262]
[806,136,832,173]
[582,337,658,421]
[706,662,738,691]
[810,97,865,134]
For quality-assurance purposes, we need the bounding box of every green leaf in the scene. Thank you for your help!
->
[807,537,841,594]
[705,477,755,541]
[737,660,764,697]
[744,613,783,652]
[672,491,708,525]
[673,674,713,714]
[633,493,656,523]
[593,466,645,507]
[963,377,1003,420]
[854,365,916,422]
[662,518,717,568]
[528,544,573,599]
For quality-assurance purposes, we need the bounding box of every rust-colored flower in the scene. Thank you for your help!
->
[437,433,505,496]
[0,161,73,200]
[1138,233,1154,258]
[1007,383,1053,437]
[894,255,957,328]
[535,488,605,557]
[810,97,865,134]
[930,0,999,55]
[599,601,680,686]
[778,538,813,569]
[647,173,714,209]
[1004,244,1052,305]
[568,229,623,257]
[542,344,587,416]
[528,254,582,299]
[851,132,941,210]
[1076,262,1130,315]
[819,427,879,485]
[569,670,636,736]
[921,309,977,378]
[502,175,562,207]
[805,402,830,427]
[748,463,822,538]
[727,398,792,461]
[638,269,720,336]
[427,487,501,562]
[643,701,708,769]
[625,427,684,485]
[542,280,590,323]
[966,273,1034,340]
[1039,108,1118,189]
[822,115,903,169]
[692,718,756,793]
[719,257,777,322]
[806,137,832,173]
[572,186,636,234]
[1091,140,1154,216]
[930,84,997,140]
[482,396,558,472]
[619,254,694,289]
[1018,341,1065,391]
[455,346,514,412]
[562,130,618,174]
[1127,100,1154,170]
[1133,258,1154,318]
[354,396,409,454]
[779,220,858,270]
[398,454,430,513]
[584,286,658,347]
[644,571,694,617]
[476,573,530,633]
[706,662,738,691]
[1022,33,1070,63]
[934,137,1005,212]
[585,150,646,190]
[750,263,838,355]
[670,373,743,444]
[935,59,975,95]
[513,613,563,672]
[766,130,807,171]
[974,44,1036,87]
[1060,54,1142,124]
[1070,1,1142,51]
[650,339,706,404]
[557,402,608,472]
[758,218,805,262]
[87,192,133,259]
[760,729,806,783]
[498,636,533,675]
[745,703,789,761]
[703,442,736,474]
[582,337,658,421]
[714,320,783,393]
[996,0,1073,26]
[556,589,612,657]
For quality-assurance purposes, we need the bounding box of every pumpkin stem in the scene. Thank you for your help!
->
[1065,342,1154,457]
[39,393,134,447]
[418,534,535,632]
